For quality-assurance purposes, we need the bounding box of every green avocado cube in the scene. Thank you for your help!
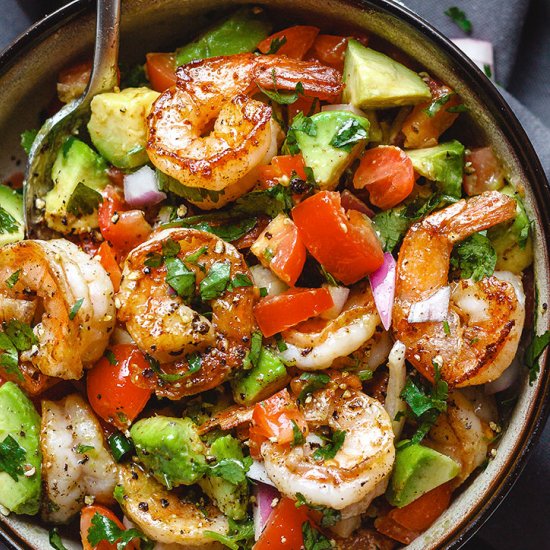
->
[0,185,24,246]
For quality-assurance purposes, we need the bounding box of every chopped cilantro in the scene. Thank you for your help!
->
[144,252,163,268]
[87,512,153,550]
[0,332,21,379]
[313,429,346,461]
[265,35,287,54]
[200,261,231,301]
[445,6,472,34]
[20,128,38,155]
[104,349,118,366]
[0,434,26,481]
[209,456,252,484]
[233,185,294,218]
[0,207,19,235]
[259,287,268,297]
[329,117,368,152]
[162,237,181,258]
[423,93,453,117]
[275,333,288,352]
[69,298,84,320]
[285,112,317,155]
[297,372,331,403]
[205,518,254,550]
[193,218,258,242]
[166,257,196,301]
[451,232,496,281]
[302,521,333,550]
[49,528,68,550]
[4,319,38,351]
[76,444,95,454]
[120,63,149,88]
[319,264,339,286]
[244,331,263,370]
[525,330,550,384]
[258,69,304,105]
[185,246,208,266]
[5,269,21,288]
[66,183,103,216]
[358,369,374,381]
[447,103,469,113]
[443,320,451,336]
[295,493,341,528]
[291,420,306,447]
[229,273,253,290]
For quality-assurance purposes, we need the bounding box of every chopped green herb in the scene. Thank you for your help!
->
[275,333,288,352]
[525,329,550,384]
[443,320,451,336]
[259,287,268,297]
[447,103,469,113]
[483,64,492,78]
[187,353,202,376]
[451,232,496,281]
[291,420,306,447]
[263,248,274,262]
[108,432,134,462]
[5,269,21,288]
[258,69,304,104]
[423,93,453,117]
[200,261,231,300]
[116,412,128,425]
[20,129,38,155]
[162,237,181,258]
[229,273,253,290]
[4,320,38,351]
[233,184,294,218]
[295,493,341,528]
[319,264,339,286]
[144,252,163,268]
[145,353,200,383]
[0,332,22,379]
[285,112,317,155]
[358,369,374,381]
[49,528,68,550]
[205,518,254,550]
[69,298,84,320]
[76,444,95,454]
[265,35,287,54]
[66,183,103,216]
[329,117,368,152]
[244,331,263,369]
[302,520,333,550]
[298,372,331,403]
[313,429,346,461]
[0,206,19,234]
[194,218,258,242]
[165,257,196,301]
[87,512,153,550]
[185,246,208,266]
[104,349,118,366]
[0,434,26,481]
[445,6,472,34]
[209,456,252,484]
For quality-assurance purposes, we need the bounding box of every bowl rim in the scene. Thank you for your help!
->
[0,0,548,548]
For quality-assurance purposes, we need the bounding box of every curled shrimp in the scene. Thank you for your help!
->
[147,53,342,203]
[279,282,382,370]
[40,394,118,523]
[393,191,524,387]
[117,463,227,548]
[262,387,395,513]
[0,239,115,384]
[116,228,255,399]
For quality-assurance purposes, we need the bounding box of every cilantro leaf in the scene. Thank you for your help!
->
[372,207,410,253]
[291,420,306,447]
[205,518,254,550]
[21,129,38,155]
[200,262,231,301]
[66,183,103,216]
[285,112,317,155]
[313,430,346,461]
[144,252,163,268]
[5,270,21,288]
[49,528,68,550]
[243,331,263,370]
[525,330,550,384]
[233,184,294,218]
[209,456,253,484]
[297,372,331,403]
[4,320,38,351]
[185,246,208,266]
[0,434,26,481]
[166,257,196,301]
[87,512,153,550]
[104,349,118,365]
[68,298,84,321]
[329,117,368,152]
[162,237,181,258]
[423,93,454,117]
[229,273,253,290]
[445,6,472,34]
[451,232,496,281]
[302,521,333,550]
[76,444,95,454]
[0,206,20,234]
[259,79,304,105]
[120,63,149,88]
[0,332,20,379]
[145,353,201,382]
[265,35,287,54]
[295,493,341,528]
[193,218,257,242]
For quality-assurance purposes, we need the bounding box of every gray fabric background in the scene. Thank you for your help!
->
[0,1,548,549]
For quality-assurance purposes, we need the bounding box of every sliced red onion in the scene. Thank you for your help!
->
[253,482,280,541]
[321,103,365,117]
[408,286,451,323]
[320,285,350,320]
[485,360,520,394]
[247,459,276,487]
[369,252,396,331]
[124,165,166,207]
[452,39,494,78]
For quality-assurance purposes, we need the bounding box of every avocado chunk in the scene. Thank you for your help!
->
[44,137,110,234]
[88,87,160,169]
[199,434,250,520]
[0,382,41,515]
[488,185,533,273]
[175,8,271,66]
[387,442,460,508]
[406,140,465,198]
[130,416,207,489]
[232,347,289,406]
[342,39,431,109]
[286,111,369,190]
[0,185,24,246]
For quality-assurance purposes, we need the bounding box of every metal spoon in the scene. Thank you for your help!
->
[24,0,121,237]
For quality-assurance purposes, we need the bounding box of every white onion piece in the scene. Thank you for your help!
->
[369,252,396,331]
[408,286,451,323]
[320,285,350,320]
[452,38,494,78]
[485,359,520,395]
[384,341,407,438]
[305,433,324,446]
[321,103,365,117]
[124,165,166,207]
[250,264,288,297]
[253,482,280,541]
[111,326,134,345]
[247,459,276,487]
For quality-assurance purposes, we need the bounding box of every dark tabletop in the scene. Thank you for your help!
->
[0,1,548,549]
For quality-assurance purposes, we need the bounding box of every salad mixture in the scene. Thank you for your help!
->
[0,6,545,550]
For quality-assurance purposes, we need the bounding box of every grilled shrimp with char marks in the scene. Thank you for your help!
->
[116,228,255,399]
[393,191,525,387]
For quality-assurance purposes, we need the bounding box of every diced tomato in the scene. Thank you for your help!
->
[57,60,92,103]
[250,214,306,286]
[95,242,122,292]
[98,186,152,254]
[308,34,368,71]
[80,505,136,550]
[253,497,311,550]
[463,147,504,196]
[353,146,415,209]
[401,79,461,149]
[87,344,152,429]
[375,482,453,544]
[258,26,320,60]
[292,191,384,284]
[146,52,177,92]
[2,171,24,190]
[287,94,320,121]
[249,389,308,459]
[232,217,270,250]
[340,189,375,217]
[258,155,308,189]
[253,287,334,337]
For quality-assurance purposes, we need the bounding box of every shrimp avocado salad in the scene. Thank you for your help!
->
[0,5,546,550]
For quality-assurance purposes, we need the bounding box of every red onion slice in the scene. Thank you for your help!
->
[369,252,397,331]
[253,482,280,541]
[408,286,451,323]
[124,165,166,207]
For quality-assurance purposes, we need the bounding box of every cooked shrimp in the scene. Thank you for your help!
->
[147,53,342,197]
[117,463,227,548]
[393,191,524,387]
[0,239,115,381]
[117,228,255,399]
[40,394,118,524]
[425,390,494,485]
[279,282,381,370]
[262,387,395,512]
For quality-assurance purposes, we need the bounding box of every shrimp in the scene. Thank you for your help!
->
[147,53,343,201]
[40,394,118,524]
[393,191,524,387]
[0,239,115,382]
[117,463,227,548]
[262,387,395,513]
[279,282,382,370]
[116,228,255,399]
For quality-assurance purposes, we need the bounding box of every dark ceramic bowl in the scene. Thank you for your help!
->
[0,1,548,548]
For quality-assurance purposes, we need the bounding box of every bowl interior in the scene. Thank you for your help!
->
[0,1,548,548]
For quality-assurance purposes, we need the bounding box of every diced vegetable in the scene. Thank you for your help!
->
[123,166,166,207]
[80,505,138,550]
[253,482,280,540]
[463,147,504,196]
[258,26,320,59]
[407,286,450,323]
[319,285,350,320]
[258,155,307,189]
[145,52,176,92]
[369,252,397,331]
[95,242,122,292]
